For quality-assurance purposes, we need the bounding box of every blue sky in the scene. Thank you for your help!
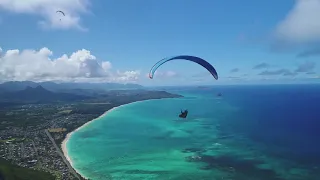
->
[0,0,319,86]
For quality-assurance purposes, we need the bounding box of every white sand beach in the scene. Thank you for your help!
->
[60,98,170,179]
[60,103,136,179]
[61,106,118,179]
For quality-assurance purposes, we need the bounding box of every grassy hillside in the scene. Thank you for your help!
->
[0,159,54,180]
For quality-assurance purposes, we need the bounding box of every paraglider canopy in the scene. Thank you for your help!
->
[56,10,65,21]
[149,55,218,80]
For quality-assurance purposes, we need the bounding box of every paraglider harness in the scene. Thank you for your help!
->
[179,109,188,118]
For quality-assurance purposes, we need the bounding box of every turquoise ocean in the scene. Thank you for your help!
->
[66,84,320,180]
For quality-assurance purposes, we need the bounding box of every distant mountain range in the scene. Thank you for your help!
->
[0,81,144,93]
[0,85,91,104]
[0,81,186,107]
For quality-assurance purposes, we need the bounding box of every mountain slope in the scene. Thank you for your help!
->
[0,81,144,92]
[0,85,91,103]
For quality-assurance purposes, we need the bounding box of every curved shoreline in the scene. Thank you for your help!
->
[60,98,177,179]
[61,104,125,180]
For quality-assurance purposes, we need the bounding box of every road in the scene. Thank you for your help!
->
[21,143,24,158]
[31,140,42,167]
[45,129,80,180]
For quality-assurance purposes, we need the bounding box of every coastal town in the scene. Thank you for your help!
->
[0,103,97,180]
[0,89,182,180]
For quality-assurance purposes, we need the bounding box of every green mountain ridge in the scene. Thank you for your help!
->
[0,85,91,104]
[0,81,144,92]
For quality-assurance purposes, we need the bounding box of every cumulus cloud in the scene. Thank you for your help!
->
[258,69,292,76]
[283,71,298,76]
[253,63,270,69]
[306,71,316,74]
[0,0,90,30]
[296,48,320,58]
[258,61,316,77]
[145,71,179,79]
[294,61,316,72]
[227,76,243,80]
[114,70,140,82]
[274,0,320,44]
[308,75,320,79]
[0,46,140,83]
[230,68,239,73]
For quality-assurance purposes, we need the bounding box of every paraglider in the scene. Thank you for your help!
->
[56,10,65,21]
[149,55,218,80]
[149,55,218,120]
[179,109,188,118]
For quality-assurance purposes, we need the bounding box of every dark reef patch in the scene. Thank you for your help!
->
[124,170,170,175]
[186,154,285,180]
[77,130,102,139]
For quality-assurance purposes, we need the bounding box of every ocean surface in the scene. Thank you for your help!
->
[66,84,320,180]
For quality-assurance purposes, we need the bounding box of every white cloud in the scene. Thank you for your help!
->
[0,46,140,83]
[308,75,320,79]
[0,0,90,30]
[145,70,179,79]
[115,70,141,82]
[274,0,320,44]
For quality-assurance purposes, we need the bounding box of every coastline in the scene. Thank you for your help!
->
[60,98,180,180]
[61,105,121,180]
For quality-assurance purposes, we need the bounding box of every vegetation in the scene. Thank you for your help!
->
[0,158,55,180]
[0,81,143,92]
[0,86,91,104]
[0,138,26,144]
[0,81,183,179]
[0,105,59,129]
